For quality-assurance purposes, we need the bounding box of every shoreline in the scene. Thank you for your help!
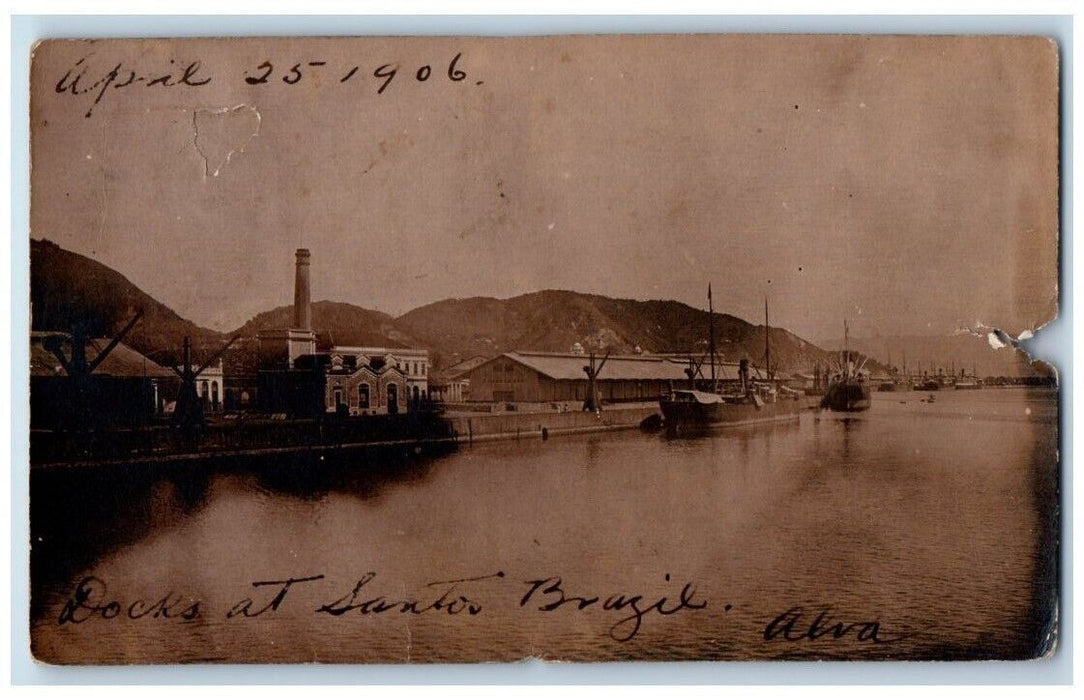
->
[29,404,664,471]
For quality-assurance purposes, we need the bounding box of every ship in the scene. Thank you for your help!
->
[658,289,803,432]
[955,364,983,390]
[660,384,805,431]
[877,349,899,391]
[820,321,872,412]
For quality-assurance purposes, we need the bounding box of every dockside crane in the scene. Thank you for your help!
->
[582,351,610,412]
[41,310,144,428]
[170,335,238,430]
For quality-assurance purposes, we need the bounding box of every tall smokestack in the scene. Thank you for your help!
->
[293,248,311,330]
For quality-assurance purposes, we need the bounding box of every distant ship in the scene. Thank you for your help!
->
[955,365,983,390]
[658,290,802,432]
[820,321,872,412]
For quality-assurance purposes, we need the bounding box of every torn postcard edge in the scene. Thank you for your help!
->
[26,34,1060,665]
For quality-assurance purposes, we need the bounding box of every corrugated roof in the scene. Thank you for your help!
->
[497,351,740,382]
[445,355,489,378]
[30,332,175,378]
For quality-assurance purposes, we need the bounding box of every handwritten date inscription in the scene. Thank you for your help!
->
[53,53,477,119]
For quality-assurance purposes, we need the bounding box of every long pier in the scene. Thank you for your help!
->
[30,404,662,470]
[448,405,659,444]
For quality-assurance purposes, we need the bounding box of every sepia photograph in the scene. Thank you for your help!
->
[25,33,1060,665]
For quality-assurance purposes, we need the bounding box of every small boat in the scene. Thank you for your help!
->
[878,381,897,392]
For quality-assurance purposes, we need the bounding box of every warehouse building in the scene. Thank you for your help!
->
[467,351,742,404]
[30,331,177,428]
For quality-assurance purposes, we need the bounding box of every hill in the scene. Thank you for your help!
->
[30,239,223,365]
[396,290,835,372]
[31,240,842,375]
[229,301,420,349]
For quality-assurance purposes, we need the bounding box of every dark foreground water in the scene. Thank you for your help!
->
[30,388,1058,664]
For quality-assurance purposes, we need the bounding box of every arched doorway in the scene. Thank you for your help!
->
[387,383,399,415]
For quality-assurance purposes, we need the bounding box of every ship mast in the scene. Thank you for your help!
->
[707,284,716,390]
[844,319,850,379]
[764,297,771,381]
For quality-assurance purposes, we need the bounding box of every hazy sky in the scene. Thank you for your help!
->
[30,35,1059,340]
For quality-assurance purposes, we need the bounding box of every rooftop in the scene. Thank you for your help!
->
[31,332,175,379]
[493,350,741,382]
[333,345,426,356]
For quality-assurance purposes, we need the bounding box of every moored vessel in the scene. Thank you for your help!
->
[821,377,872,412]
[660,385,804,431]
[820,321,872,412]
[658,289,802,432]
[955,365,983,390]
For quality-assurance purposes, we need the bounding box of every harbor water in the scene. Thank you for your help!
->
[30,387,1058,663]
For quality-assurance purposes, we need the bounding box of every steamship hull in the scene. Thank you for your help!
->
[820,381,872,412]
[659,390,802,432]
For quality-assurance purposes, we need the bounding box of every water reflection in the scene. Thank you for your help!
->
[30,388,1058,663]
[249,449,444,503]
[30,463,211,620]
[31,444,453,619]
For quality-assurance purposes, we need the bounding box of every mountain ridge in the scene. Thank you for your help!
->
[33,238,846,373]
[30,239,222,365]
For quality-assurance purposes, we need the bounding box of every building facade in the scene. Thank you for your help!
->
[195,361,225,412]
[467,351,730,404]
[333,346,430,405]
[428,355,486,404]
[324,353,407,415]
[429,373,469,403]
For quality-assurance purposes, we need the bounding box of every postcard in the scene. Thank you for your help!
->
[27,34,1059,664]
